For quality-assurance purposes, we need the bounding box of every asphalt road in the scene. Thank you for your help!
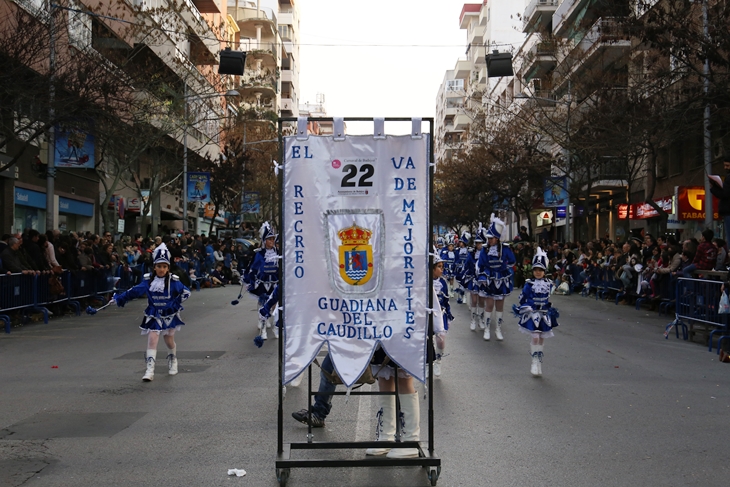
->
[1,286,728,487]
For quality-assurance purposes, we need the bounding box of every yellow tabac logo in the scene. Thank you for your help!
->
[338,223,374,286]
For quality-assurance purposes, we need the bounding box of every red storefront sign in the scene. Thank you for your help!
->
[677,186,719,220]
[617,196,672,220]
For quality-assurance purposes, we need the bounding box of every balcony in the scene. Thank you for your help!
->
[191,0,219,13]
[455,59,471,79]
[468,23,486,45]
[241,70,277,95]
[454,113,471,130]
[553,18,631,93]
[478,65,487,84]
[522,40,557,82]
[523,0,559,33]
[240,38,280,65]
[468,44,486,66]
[180,0,219,57]
[552,0,591,37]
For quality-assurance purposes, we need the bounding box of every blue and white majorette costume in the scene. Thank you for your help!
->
[431,252,449,376]
[433,274,454,332]
[477,214,516,299]
[439,238,457,280]
[513,247,559,377]
[513,248,559,338]
[454,231,470,304]
[245,222,280,339]
[113,243,192,335]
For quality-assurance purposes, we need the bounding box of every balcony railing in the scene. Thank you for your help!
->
[523,0,559,31]
[577,18,630,55]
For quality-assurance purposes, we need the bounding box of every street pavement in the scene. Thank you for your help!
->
[1,285,729,487]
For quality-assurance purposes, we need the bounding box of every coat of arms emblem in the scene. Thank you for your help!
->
[338,223,374,286]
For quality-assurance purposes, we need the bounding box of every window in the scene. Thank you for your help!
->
[68,0,92,50]
[278,25,291,40]
[446,79,464,92]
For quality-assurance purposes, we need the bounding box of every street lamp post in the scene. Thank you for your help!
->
[181,86,239,233]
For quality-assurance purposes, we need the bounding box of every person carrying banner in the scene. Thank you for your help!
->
[365,256,447,458]
[477,214,516,341]
[112,243,191,381]
[245,222,280,339]
[513,247,559,377]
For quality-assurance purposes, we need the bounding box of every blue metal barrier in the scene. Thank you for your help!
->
[664,277,729,351]
[116,264,145,291]
[94,268,116,299]
[0,273,41,328]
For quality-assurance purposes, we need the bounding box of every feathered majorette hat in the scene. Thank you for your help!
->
[485,213,505,240]
[432,245,443,265]
[532,246,548,270]
[436,236,445,247]
[153,242,170,265]
[473,223,485,243]
[445,233,456,245]
[259,221,278,241]
[460,231,471,244]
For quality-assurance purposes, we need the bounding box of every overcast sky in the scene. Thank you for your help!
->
[297,0,467,133]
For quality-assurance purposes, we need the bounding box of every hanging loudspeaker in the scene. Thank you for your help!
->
[485,50,514,78]
[219,48,246,75]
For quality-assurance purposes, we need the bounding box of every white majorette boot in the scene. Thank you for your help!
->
[530,344,541,377]
[537,349,544,376]
[142,350,156,382]
[495,318,504,341]
[167,353,178,375]
[469,306,477,331]
[433,348,443,377]
[386,393,421,458]
[483,317,491,341]
[477,310,486,330]
[258,318,268,340]
[366,394,396,456]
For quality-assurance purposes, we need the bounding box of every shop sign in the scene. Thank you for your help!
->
[617,197,673,220]
[127,197,141,211]
[677,186,719,220]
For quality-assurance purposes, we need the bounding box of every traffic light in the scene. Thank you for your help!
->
[219,48,246,75]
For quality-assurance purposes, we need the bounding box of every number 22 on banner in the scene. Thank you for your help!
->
[330,158,377,197]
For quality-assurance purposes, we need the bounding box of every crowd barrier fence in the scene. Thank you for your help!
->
[665,277,730,353]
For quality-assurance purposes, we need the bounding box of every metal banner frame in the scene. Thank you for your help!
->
[275,117,441,486]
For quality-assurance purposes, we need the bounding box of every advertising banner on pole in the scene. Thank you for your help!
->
[55,125,95,168]
[187,172,211,203]
[242,192,260,213]
[283,133,430,387]
[544,176,569,207]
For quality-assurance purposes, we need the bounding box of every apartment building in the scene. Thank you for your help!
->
[434,1,524,165]
[0,0,231,234]
[486,0,725,242]
[228,0,300,120]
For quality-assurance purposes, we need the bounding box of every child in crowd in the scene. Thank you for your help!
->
[432,254,451,377]
[112,243,191,381]
[514,247,559,377]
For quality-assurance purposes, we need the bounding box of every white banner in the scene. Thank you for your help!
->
[283,134,429,387]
